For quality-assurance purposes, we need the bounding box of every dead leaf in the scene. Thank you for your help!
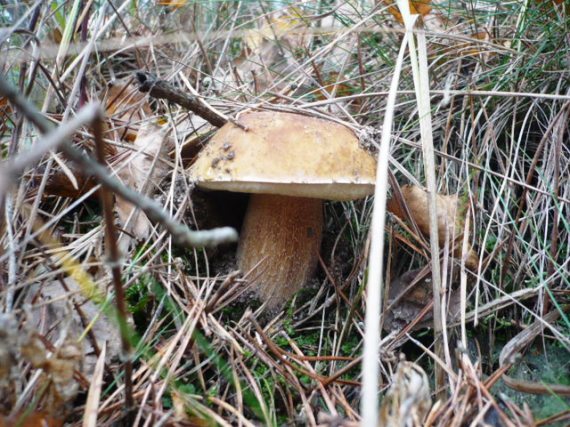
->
[51,28,63,44]
[383,268,462,332]
[382,0,449,33]
[103,79,153,143]
[18,330,82,411]
[24,278,122,377]
[42,341,83,404]
[28,80,153,201]
[223,7,310,95]
[30,163,98,200]
[383,0,432,24]
[114,122,174,250]
[0,96,11,133]
[456,30,494,59]
[19,332,48,368]
[2,275,121,417]
[388,184,477,269]
[379,359,432,427]
[0,412,63,427]
[155,0,186,7]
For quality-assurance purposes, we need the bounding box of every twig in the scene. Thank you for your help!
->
[1,103,101,192]
[62,147,238,247]
[499,306,570,396]
[0,77,238,248]
[83,344,106,427]
[135,71,230,128]
[92,112,135,421]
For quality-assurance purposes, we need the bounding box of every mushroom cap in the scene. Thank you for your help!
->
[188,111,376,201]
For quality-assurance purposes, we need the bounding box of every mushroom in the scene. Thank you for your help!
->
[189,111,376,310]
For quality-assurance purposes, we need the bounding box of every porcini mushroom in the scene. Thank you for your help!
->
[189,111,376,310]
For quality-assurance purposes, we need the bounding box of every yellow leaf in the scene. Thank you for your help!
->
[388,185,477,269]
[243,6,307,52]
[383,0,432,24]
[155,0,186,8]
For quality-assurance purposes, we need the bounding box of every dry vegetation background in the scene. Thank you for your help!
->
[0,0,569,426]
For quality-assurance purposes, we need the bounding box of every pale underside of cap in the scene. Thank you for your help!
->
[189,111,377,201]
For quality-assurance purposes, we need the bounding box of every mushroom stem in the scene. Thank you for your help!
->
[237,194,323,310]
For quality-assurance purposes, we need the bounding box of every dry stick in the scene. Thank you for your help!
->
[0,78,238,248]
[135,71,237,129]
[499,306,570,396]
[536,410,570,427]
[1,104,100,189]
[0,104,102,293]
[83,344,107,427]
[92,112,134,421]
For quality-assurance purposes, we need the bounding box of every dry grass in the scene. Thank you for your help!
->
[0,1,569,426]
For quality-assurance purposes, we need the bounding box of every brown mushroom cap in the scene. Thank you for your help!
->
[189,111,376,199]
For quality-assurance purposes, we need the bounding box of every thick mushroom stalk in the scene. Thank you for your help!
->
[237,194,323,310]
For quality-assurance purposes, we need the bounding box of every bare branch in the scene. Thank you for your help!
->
[0,77,238,248]
[1,103,101,187]
[135,71,228,128]
[92,112,134,421]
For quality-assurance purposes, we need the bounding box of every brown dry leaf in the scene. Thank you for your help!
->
[29,80,153,201]
[24,277,121,377]
[19,331,82,410]
[383,0,448,33]
[0,96,12,133]
[313,72,358,101]
[384,0,432,23]
[0,228,116,416]
[0,412,63,427]
[379,359,432,427]
[388,184,477,269]
[42,341,83,403]
[457,30,494,58]
[51,28,63,44]
[102,79,153,143]
[19,332,48,368]
[155,0,186,7]
[114,122,174,249]
[31,163,98,200]
[383,268,462,332]
[227,7,310,94]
